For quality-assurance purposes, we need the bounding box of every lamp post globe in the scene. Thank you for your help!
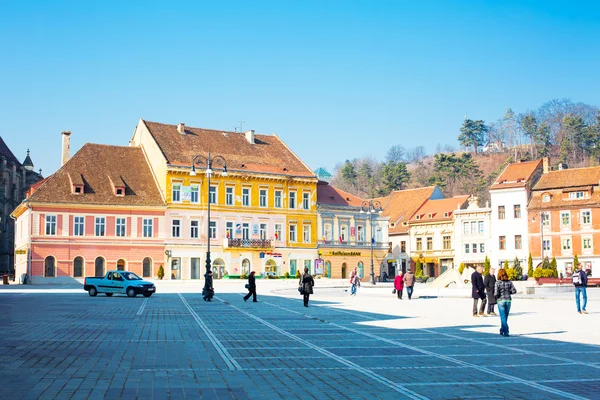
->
[360,199,383,285]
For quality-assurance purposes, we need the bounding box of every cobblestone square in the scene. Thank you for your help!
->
[0,283,598,399]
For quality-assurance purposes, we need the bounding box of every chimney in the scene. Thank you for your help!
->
[542,157,549,174]
[61,131,71,166]
[177,123,185,134]
[245,129,255,144]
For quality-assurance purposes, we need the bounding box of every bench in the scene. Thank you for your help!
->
[536,277,600,287]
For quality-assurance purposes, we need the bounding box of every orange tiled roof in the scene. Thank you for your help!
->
[26,144,164,207]
[410,195,470,223]
[142,120,315,178]
[490,160,542,190]
[377,187,438,234]
[533,166,600,191]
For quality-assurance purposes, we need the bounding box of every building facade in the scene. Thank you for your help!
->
[380,186,443,276]
[131,120,318,279]
[11,138,166,284]
[316,181,389,280]
[453,196,492,269]
[528,164,600,276]
[409,195,470,277]
[489,159,543,269]
[0,137,43,274]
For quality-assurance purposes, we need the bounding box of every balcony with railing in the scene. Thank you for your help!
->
[227,238,272,248]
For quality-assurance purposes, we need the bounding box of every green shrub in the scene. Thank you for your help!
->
[458,263,465,275]
[415,260,423,278]
[503,260,509,270]
[550,257,558,278]
[483,256,491,276]
[527,253,533,278]
[284,272,290,279]
[295,270,301,279]
[541,269,555,278]
[533,266,543,279]
[240,273,248,279]
[157,265,164,280]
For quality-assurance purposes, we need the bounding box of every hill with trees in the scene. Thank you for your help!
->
[330,98,599,202]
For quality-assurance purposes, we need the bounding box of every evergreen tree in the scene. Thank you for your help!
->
[573,254,579,272]
[550,257,558,278]
[483,256,491,276]
[513,257,522,281]
[379,161,410,195]
[415,260,423,278]
[341,160,357,182]
[527,253,533,278]
[458,119,489,154]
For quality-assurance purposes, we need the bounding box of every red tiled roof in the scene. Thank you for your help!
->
[0,136,21,165]
[317,181,364,207]
[490,160,542,190]
[142,120,315,178]
[377,187,438,234]
[410,195,470,223]
[26,144,164,207]
[533,166,600,191]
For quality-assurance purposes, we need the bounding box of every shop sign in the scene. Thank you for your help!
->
[314,259,324,274]
[327,251,361,256]
[15,249,27,255]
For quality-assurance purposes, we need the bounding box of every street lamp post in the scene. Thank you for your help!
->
[532,211,548,263]
[190,152,227,301]
[360,200,383,285]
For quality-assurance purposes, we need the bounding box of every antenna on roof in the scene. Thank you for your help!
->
[238,120,246,133]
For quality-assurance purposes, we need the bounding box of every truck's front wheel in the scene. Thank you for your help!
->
[126,287,137,298]
[88,287,98,297]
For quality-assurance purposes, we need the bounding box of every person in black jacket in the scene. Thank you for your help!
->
[300,267,314,307]
[471,265,487,317]
[484,268,497,315]
[243,271,257,302]
[573,263,588,314]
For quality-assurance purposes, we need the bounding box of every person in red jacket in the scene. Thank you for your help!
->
[394,271,405,300]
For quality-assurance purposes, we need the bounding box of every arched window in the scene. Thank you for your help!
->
[357,261,364,278]
[95,257,105,277]
[116,259,126,271]
[143,257,152,277]
[44,256,56,277]
[73,257,84,277]
[241,259,250,275]
[212,258,226,279]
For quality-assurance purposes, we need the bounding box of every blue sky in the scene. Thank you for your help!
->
[1,1,599,176]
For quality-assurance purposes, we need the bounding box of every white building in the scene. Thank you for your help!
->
[489,159,543,269]
[453,196,492,268]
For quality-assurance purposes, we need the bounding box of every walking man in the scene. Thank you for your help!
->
[573,263,588,314]
[403,269,415,300]
[471,265,487,316]
[243,271,257,302]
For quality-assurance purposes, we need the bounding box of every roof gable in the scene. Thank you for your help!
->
[317,182,363,207]
[533,166,600,191]
[377,186,438,234]
[410,195,470,223]
[490,160,542,190]
[0,136,21,165]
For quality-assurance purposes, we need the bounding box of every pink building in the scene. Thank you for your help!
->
[12,138,165,284]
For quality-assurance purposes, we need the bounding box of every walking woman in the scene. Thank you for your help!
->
[494,268,517,337]
[300,267,315,307]
[394,271,404,299]
[484,268,497,315]
[243,271,257,302]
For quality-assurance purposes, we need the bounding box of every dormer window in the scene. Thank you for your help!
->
[402,221,408,226]
[115,188,124,196]
[108,175,126,197]
[428,213,433,219]
[73,185,84,194]
[543,194,551,202]
[444,212,449,217]
[415,215,421,220]
[568,191,587,200]
[69,173,85,195]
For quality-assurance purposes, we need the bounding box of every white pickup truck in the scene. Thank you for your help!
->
[83,270,156,297]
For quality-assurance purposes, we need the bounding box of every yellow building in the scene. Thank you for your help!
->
[131,120,318,279]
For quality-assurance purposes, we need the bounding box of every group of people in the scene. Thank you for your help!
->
[393,269,416,300]
[243,267,316,307]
